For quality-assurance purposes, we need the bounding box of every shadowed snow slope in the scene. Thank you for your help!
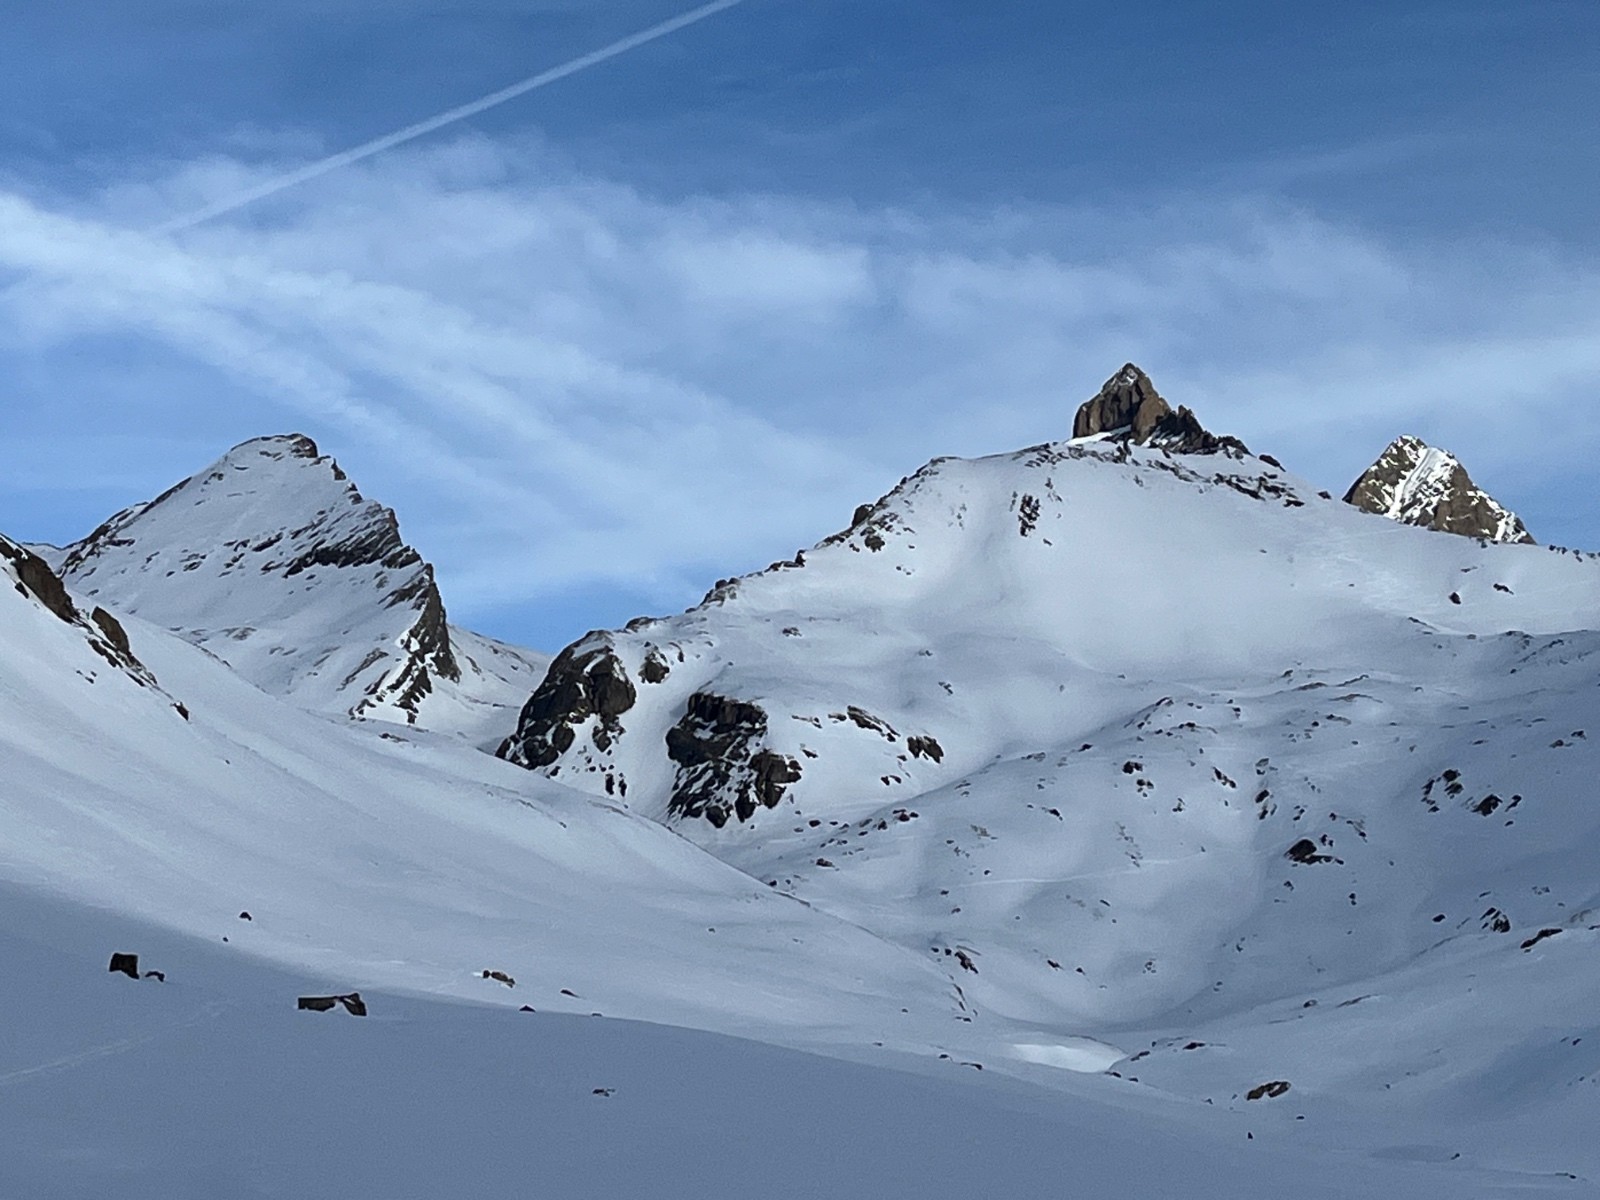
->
[56,434,547,744]
[0,553,969,1048]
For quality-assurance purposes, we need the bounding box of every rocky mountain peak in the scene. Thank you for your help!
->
[1343,435,1534,544]
[1072,364,1249,456]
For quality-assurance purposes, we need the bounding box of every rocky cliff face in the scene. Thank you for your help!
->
[1073,364,1249,456]
[1343,435,1534,544]
[53,434,546,740]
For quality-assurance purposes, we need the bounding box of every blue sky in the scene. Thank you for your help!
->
[2,0,1597,649]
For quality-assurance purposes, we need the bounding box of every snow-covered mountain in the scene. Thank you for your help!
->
[1344,433,1534,543]
[7,369,1600,1194]
[55,434,547,745]
[497,368,1600,1180]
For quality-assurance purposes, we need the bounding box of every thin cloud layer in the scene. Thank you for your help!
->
[1,136,1596,645]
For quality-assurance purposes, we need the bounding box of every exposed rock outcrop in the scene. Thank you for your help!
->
[297,992,368,1016]
[664,692,803,827]
[1343,436,1534,544]
[498,639,637,768]
[1073,364,1249,456]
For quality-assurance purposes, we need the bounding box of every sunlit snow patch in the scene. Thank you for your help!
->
[1010,1038,1125,1073]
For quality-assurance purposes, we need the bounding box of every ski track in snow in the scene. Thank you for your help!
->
[0,1001,232,1089]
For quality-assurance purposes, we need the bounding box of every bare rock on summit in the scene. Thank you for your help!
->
[1343,435,1534,544]
[1073,364,1249,456]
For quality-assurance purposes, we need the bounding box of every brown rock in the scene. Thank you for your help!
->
[1073,365,1249,455]
[1343,435,1534,544]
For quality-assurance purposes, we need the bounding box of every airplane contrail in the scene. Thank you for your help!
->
[152,0,748,235]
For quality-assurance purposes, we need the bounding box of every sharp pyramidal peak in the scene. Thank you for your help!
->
[55,434,547,743]
[1343,434,1535,544]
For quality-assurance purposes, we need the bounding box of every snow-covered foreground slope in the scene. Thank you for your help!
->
[55,434,548,745]
[0,549,967,1047]
[10,888,1563,1200]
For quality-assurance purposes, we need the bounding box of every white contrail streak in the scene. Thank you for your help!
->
[151,0,747,235]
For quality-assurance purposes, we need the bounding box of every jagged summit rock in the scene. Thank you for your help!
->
[1072,364,1249,456]
[1343,435,1534,544]
[56,434,547,741]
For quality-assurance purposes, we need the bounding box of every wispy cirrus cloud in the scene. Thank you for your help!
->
[1,135,1597,646]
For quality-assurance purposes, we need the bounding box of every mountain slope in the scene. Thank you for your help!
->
[496,385,1600,1177]
[1344,434,1534,543]
[0,531,977,1048]
[3,884,1515,1200]
[56,434,547,744]
[1,531,175,705]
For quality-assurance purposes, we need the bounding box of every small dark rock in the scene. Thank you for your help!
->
[1521,928,1562,951]
[1246,1080,1291,1101]
[298,992,367,1016]
[1284,838,1333,865]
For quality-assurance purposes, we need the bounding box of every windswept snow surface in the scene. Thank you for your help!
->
[55,434,548,744]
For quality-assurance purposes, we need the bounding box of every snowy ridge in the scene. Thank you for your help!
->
[1344,434,1534,544]
[56,434,548,744]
